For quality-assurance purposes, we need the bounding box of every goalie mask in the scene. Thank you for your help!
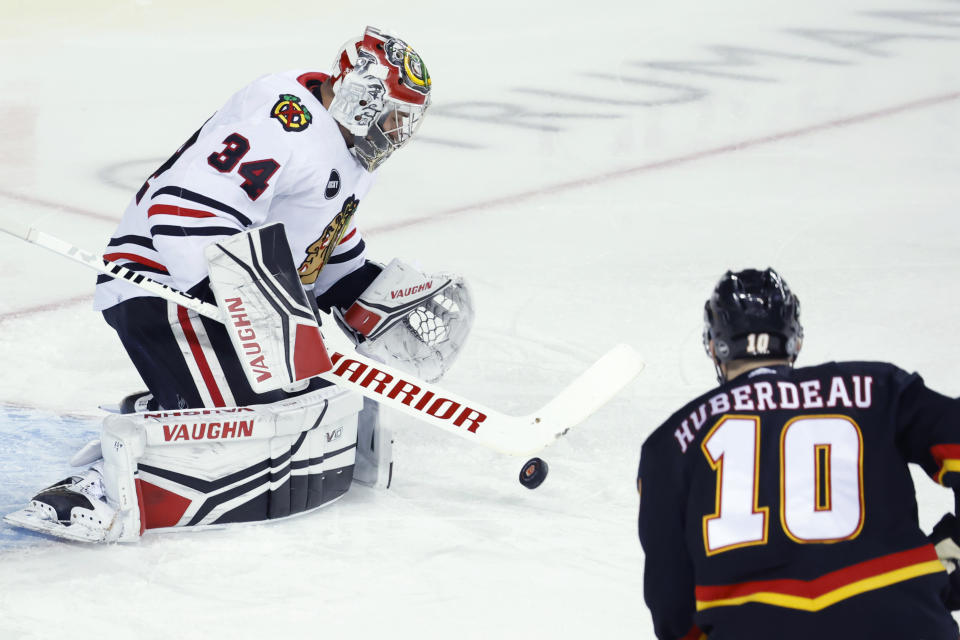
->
[329,26,431,171]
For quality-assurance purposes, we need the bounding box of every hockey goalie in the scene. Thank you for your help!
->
[4,27,474,543]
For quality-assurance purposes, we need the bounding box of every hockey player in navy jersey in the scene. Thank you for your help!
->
[638,268,960,639]
[5,27,474,542]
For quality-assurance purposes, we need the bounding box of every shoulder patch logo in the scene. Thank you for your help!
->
[271,94,312,132]
[325,169,341,199]
[298,195,360,285]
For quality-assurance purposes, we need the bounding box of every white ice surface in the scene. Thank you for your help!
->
[1,1,959,638]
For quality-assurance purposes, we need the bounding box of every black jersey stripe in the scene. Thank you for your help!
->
[327,239,365,264]
[150,225,242,238]
[107,235,157,251]
[96,262,170,284]
[151,186,253,227]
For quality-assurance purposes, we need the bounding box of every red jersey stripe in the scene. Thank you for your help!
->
[148,204,216,219]
[931,444,960,462]
[680,624,706,640]
[175,306,227,407]
[696,545,938,602]
[103,252,168,273]
[338,227,357,245]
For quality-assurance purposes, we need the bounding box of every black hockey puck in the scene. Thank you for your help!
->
[519,457,549,490]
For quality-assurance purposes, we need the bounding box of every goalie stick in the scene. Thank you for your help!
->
[0,219,644,456]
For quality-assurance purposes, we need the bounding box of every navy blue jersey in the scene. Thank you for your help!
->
[638,362,960,640]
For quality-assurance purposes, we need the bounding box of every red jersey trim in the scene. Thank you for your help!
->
[680,624,706,640]
[147,204,217,219]
[102,252,168,273]
[695,545,944,612]
[338,228,357,246]
[175,306,227,408]
[296,71,330,89]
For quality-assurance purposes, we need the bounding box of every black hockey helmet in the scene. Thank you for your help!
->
[703,268,803,371]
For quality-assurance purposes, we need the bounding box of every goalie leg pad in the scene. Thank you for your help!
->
[4,387,362,543]
[102,415,147,541]
[130,385,361,533]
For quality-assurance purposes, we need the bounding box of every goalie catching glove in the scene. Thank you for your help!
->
[332,258,474,382]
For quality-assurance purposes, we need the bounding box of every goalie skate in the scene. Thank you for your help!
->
[3,464,120,543]
[98,390,155,415]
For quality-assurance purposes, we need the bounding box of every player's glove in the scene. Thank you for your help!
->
[929,512,960,610]
[332,258,474,382]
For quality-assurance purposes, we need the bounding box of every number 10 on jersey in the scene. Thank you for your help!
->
[701,415,864,555]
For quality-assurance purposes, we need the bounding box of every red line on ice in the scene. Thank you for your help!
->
[1,90,958,324]
[0,190,116,222]
[0,295,90,324]
[367,90,960,234]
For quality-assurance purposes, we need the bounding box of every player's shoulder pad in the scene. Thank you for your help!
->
[232,71,337,138]
[257,71,319,134]
[644,383,724,450]
[796,359,905,375]
[780,360,930,415]
[218,71,350,169]
[797,360,917,387]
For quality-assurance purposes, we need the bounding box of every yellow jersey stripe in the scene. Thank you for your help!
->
[935,459,960,484]
[696,560,945,612]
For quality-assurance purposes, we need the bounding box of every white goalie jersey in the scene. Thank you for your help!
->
[93,70,376,312]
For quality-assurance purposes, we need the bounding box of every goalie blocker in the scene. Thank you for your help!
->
[100,222,336,412]
[204,222,333,394]
[5,387,364,542]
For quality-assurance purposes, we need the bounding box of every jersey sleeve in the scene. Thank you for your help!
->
[893,369,960,489]
[145,183,257,292]
[638,434,699,640]
[310,220,367,297]
[314,259,382,314]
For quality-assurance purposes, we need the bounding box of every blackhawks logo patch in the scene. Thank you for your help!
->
[298,196,359,285]
[384,38,431,95]
[271,94,312,132]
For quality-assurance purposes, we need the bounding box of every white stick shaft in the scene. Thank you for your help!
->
[2,222,223,322]
[318,334,643,455]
